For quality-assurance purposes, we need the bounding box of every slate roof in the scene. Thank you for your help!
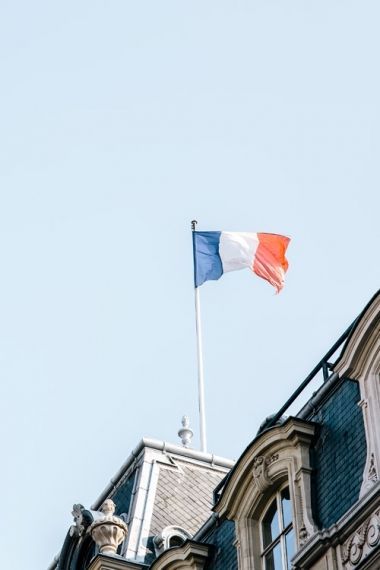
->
[111,471,137,517]
[308,377,367,528]
[202,519,238,570]
[150,460,226,536]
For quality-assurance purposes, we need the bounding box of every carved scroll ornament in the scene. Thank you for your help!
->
[341,508,380,568]
[252,454,279,492]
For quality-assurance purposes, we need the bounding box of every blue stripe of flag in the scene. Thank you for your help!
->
[193,231,223,287]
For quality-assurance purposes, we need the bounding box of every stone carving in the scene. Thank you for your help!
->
[153,525,191,556]
[89,499,128,556]
[252,454,279,492]
[368,453,378,484]
[267,453,279,466]
[70,504,93,537]
[361,452,379,497]
[341,508,380,567]
[296,482,311,546]
[298,524,309,545]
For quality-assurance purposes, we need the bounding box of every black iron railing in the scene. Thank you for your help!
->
[212,317,357,506]
[265,318,357,429]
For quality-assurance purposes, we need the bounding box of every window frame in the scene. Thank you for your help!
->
[213,418,317,570]
[260,484,294,570]
[153,525,191,557]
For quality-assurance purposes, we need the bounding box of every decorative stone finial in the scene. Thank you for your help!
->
[101,499,116,517]
[70,504,86,537]
[70,504,94,537]
[178,415,193,447]
[89,499,128,556]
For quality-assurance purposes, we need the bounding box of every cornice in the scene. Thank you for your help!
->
[92,438,234,510]
[88,554,147,570]
[214,417,316,519]
[292,482,380,569]
[150,540,212,570]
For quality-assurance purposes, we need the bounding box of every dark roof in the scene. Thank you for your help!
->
[150,461,226,536]
[308,377,367,528]
[201,519,238,570]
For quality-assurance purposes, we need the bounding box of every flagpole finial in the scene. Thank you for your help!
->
[191,220,198,231]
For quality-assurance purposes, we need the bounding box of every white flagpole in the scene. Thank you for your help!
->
[192,220,207,453]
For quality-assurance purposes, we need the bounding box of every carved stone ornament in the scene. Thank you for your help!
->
[341,507,380,568]
[70,504,94,537]
[70,504,86,537]
[89,499,128,556]
[298,524,309,546]
[252,454,279,492]
[368,453,378,484]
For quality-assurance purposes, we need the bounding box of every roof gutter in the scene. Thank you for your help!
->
[91,437,234,509]
[296,372,340,419]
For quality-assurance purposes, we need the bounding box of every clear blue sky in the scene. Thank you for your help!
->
[1,2,379,568]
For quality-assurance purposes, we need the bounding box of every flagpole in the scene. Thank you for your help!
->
[191,220,207,453]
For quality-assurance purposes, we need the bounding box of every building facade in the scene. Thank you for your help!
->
[49,290,380,570]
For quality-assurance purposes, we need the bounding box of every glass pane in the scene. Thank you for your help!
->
[265,542,282,570]
[262,499,280,547]
[169,536,184,548]
[285,529,295,570]
[281,488,292,529]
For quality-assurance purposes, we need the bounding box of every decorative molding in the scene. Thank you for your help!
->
[88,553,146,570]
[291,481,380,569]
[214,418,317,570]
[215,419,316,520]
[298,524,309,545]
[153,525,191,557]
[252,454,279,492]
[341,506,380,569]
[297,485,310,546]
[150,540,212,570]
[368,453,378,484]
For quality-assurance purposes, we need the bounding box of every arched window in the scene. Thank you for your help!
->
[168,535,185,548]
[214,418,317,570]
[153,525,191,557]
[261,486,295,570]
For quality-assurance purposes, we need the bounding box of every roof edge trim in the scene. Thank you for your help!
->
[92,438,234,509]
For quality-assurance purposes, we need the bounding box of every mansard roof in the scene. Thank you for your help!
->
[54,438,233,569]
[50,290,380,570]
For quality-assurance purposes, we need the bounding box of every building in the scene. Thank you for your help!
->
[49,290,380,570]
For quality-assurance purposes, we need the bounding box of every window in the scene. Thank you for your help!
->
[261,487,295,570]
[168,535,185,548]
[153,525,191,557]
[214,418,317,570]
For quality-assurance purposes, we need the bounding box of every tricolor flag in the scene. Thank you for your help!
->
[193,231,290,293]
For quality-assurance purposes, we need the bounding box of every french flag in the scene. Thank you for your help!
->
[193,231,290,293]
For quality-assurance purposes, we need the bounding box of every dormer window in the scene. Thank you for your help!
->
[261,487,295,570]
[214,418,316,570]
[168,535,185,548]
[153,525,191,557]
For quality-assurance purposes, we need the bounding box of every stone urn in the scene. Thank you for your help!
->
[89,499,128,556]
